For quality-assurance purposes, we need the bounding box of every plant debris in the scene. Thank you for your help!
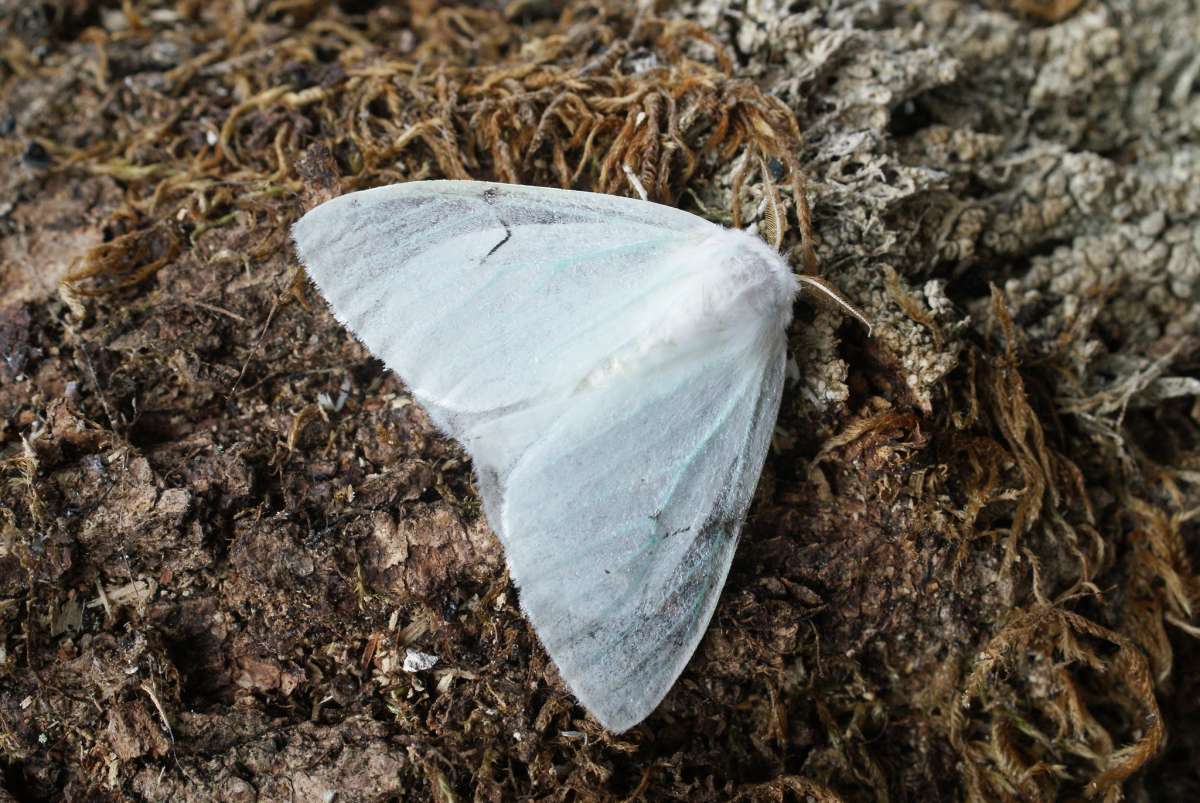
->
[1,1,1197,801]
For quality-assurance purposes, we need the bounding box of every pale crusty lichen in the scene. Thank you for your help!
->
[685,0,1199,799]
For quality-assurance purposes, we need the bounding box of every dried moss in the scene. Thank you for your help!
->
[0,1,1197,801]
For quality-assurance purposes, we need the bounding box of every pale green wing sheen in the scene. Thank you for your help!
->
[293,180,713,415]
[501,331,787,731]
[293,180,797,732]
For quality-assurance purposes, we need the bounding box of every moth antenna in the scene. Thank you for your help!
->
[797,274,873,336]
[622,164,650,202]
[757,156,786,250]
[767,196,784,250]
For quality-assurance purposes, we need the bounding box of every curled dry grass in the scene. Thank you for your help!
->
[909,289,1197,800]
[54,1,817,297]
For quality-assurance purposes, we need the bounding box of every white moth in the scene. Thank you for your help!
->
[293,180,799,732]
